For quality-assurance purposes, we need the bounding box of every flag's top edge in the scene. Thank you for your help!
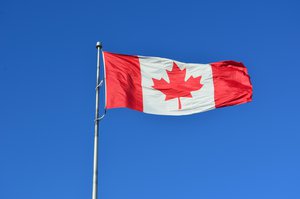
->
[103,51,246,67]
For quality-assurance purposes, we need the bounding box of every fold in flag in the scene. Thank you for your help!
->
[103,52,252,116]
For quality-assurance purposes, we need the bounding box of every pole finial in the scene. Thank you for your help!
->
[96,41,102,49]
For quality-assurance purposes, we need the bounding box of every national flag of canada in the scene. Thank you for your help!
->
[103,51,252,116]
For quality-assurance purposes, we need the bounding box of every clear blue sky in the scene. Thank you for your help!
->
[1,0,300,199]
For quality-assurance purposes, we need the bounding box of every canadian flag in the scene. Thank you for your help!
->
[103,52,252,116]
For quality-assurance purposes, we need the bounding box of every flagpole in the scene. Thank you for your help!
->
[92,41,102,199]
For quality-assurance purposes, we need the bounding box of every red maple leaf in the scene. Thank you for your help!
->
[152,62,203,110]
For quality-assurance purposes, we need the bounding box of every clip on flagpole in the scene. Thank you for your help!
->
[92,41,106,199]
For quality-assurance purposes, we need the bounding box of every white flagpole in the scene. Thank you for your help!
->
[92,41,102,199]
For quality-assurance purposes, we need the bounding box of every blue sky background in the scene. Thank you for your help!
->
[1,0,300,199]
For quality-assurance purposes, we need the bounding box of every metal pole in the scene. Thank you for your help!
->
[92,41,102,199]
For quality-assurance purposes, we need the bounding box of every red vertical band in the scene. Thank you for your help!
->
[103,52,143,111]
[211,61,252,108]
